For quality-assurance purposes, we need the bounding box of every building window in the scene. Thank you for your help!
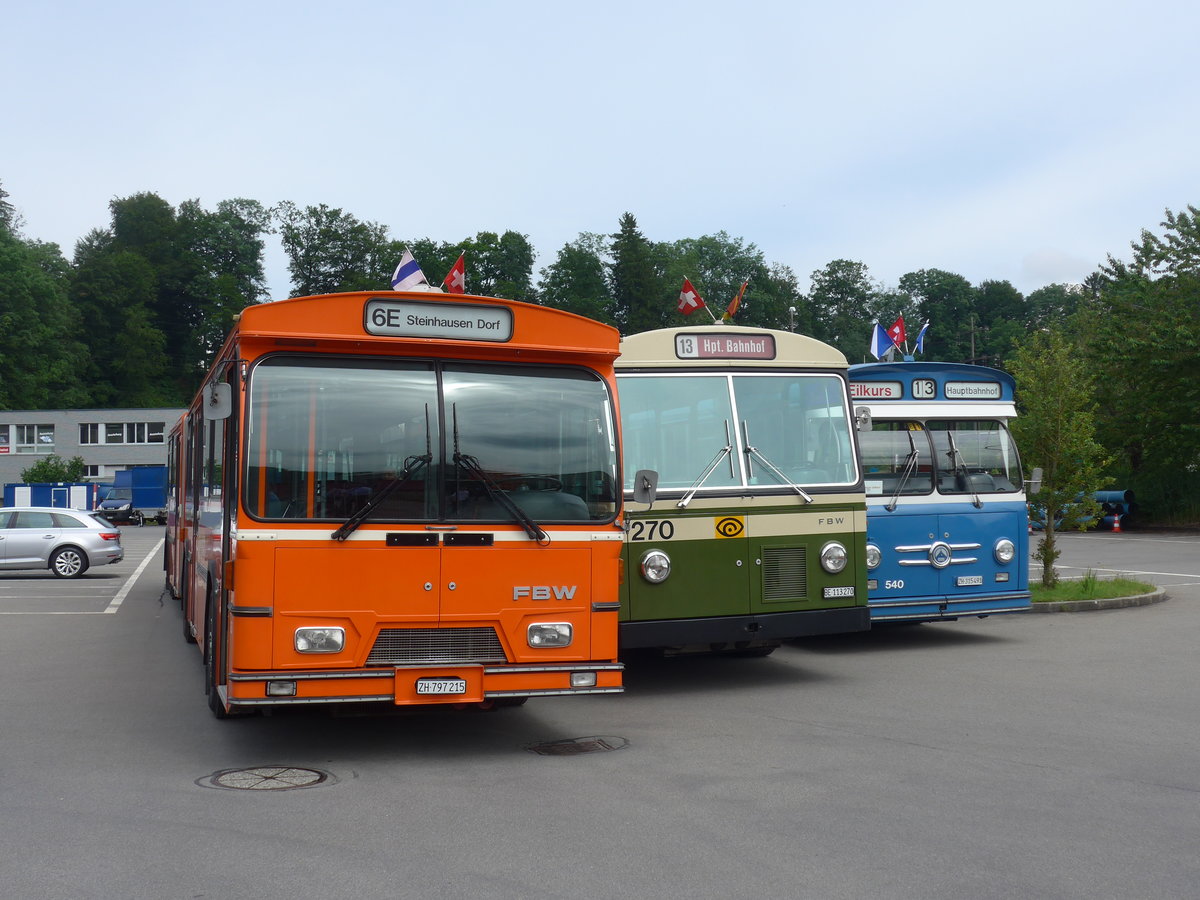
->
[0,425,8,452]
[83,465,101,478]
[95,421,169,445]
[16,424,54,454]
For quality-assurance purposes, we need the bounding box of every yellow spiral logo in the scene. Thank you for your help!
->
[715,516,745,538]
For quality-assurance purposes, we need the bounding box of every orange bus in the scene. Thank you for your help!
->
[166,290,624,717]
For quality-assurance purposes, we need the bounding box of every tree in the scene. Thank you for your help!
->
[1009,327,1109,587]
[609,213,663,334]
[1085,206,1200,518]
[20,454,86,483]
[899,269,977,362]
[1026,283,1083,330]
[807,259,883,360]
[662,232,799,330]
[275,201,393,296]
[538,234,614,323]
[0,211,89,410]
[971,280,1027,369]
[456,231,536,301]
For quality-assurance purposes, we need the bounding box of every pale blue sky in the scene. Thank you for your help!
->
[4,0,1196,298]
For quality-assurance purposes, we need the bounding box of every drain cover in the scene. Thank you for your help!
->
[524,736,628,756]
[198,766,334,791]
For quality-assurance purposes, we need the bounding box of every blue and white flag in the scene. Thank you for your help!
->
[869,323,893,360]
[915,321,930,354]
[391,248,429,291]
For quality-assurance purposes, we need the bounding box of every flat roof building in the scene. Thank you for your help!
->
[0,408,185,487]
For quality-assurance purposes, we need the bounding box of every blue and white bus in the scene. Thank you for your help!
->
[848,362,1030,622]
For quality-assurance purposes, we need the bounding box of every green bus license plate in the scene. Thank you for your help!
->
[956,575,984,586]
[416,678,467,695]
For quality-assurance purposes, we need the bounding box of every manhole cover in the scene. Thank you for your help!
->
[524,736,628,756]
[198,766,334,791]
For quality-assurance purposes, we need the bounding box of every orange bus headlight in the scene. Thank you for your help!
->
[295,627,346,653]
[528,622,573,648]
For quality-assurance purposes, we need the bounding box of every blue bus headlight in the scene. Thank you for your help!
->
[640,549,672,583]
[865,543,882,570]
[820,541,848,574]
[994,538,1016,564]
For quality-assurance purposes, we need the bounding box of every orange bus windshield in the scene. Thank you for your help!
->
[244,356,619,525]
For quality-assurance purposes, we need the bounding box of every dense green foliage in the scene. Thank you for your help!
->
[1,178,1197,520]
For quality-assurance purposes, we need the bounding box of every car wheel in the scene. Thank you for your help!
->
[50,546,89,578]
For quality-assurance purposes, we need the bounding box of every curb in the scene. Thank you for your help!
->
[1027,586,1168,613]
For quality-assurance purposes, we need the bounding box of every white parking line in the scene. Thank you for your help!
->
[103,538,164,613]
[0,538,164,615]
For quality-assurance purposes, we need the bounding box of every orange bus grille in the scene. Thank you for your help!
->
[366,627,508,666]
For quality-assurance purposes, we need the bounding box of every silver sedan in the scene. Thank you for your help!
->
[0,507,125,577]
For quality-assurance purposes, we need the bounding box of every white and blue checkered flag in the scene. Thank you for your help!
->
[391,248,430,290]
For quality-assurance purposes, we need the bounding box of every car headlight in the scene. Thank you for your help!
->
[528,622,573,648]
[640,549,671,584]
[994,538,1016,564]
[865,543,881,571]
[295,627,345,653]
[820,541,848,574]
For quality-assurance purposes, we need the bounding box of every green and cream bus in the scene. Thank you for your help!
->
[616,325,869,655]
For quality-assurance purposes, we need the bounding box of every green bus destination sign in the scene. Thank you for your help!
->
[674,332,777,360]
[364,298,513,342]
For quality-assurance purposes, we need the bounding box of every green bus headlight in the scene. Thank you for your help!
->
[820,541,848,574]
[640,549,672,584]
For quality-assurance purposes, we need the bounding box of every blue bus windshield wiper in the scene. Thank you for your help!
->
[887,429,920,512]
[945,431,982,509]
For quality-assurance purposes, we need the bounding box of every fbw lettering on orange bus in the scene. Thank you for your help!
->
[513,585,579,601]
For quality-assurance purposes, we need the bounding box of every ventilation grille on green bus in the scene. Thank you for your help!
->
[761,547,807,601]
[366,627,507,666]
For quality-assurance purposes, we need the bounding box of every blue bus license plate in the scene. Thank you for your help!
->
[956,575,984,586]
[416,678,467,695]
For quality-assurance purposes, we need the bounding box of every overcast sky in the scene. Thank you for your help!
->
[4,0,1196,300]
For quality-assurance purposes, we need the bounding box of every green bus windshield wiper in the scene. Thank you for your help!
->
[677,419,735,509]
[741,420,813,504]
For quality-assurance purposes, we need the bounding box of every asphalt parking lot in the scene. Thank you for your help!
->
[2,527,1198,899]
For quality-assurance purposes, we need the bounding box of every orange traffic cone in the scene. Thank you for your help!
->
[1112,513,1122,534]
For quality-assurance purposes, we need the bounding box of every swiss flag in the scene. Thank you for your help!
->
[887,315,906,347]
[677,278,705,315]
[443,253,466,294]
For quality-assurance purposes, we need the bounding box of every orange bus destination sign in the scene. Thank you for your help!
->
[673,332,777,360]
[364,297,514,341]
